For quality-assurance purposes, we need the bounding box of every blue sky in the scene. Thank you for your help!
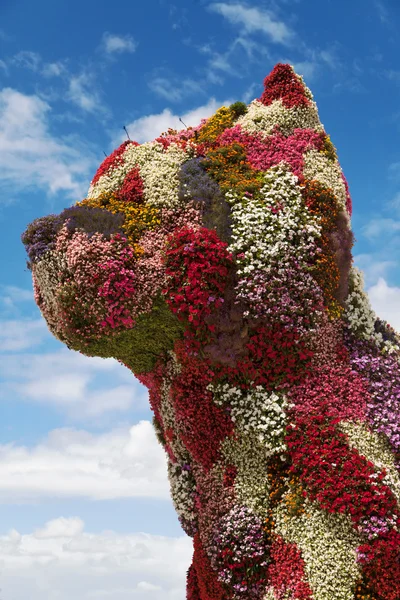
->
[1,0,400,598]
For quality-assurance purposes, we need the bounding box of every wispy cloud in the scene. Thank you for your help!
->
[388,162,400,179]
[9,50,66,78]
[0,516,191,600]
[208,2,293,45]
[1,348,148,419]
[0,28,11,41]
[41,61,66,77]
[0,87,95,198]
[389,191,400,214]
[374,0,390,25]
[0,285,33,312]
[280,45,341,83]
[362,217,400,239]
[102,32,137,55]
[198,35,270,84]
[0,319,47,351]
[67,73,105,114]
[7,49,106,115]
[386,69,400,85]
[11,50,41,71]
[287,60,318,80]
[148,75,204,102]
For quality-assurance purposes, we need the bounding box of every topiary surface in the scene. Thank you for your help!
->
[22,64,400,600]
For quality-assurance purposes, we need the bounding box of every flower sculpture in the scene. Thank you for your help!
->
[22,64,400,600]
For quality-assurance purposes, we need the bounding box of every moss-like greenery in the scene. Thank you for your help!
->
[229,101,248,118]
[153,415,167,448]
[82,295,185,374]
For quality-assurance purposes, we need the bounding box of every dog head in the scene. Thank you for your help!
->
[22,64,354,375]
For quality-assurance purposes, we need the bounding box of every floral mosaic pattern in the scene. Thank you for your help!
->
[22,64,400,599]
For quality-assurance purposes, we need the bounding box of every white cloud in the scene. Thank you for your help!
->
[363,217,400,239]
[288,60,317,80]
[388,190,400,214]
[10,50,66,78]
[208,2,293,44]
[0,517,192,600]
[388,162,400,180]
[0,285,34,312]
[0,87,95,198]
[34,516,85,538]
[367,277,400,332]
[148,76,203,102]
[12,50,41,71]
[319,49,340,70]
[374,0,390,25]
[102,33,137,54]
[280,48,340,82]
[208,51,236,75]
[354,254,396,287]
[42,61,66,77]
[68,74,105,114]
[0,318,47,351]
[241,81,260,103]
[0,348,149,419]
[197,31,271,83]
[122,97,231,144]
[0,420,169,502]
[386,69,400,85]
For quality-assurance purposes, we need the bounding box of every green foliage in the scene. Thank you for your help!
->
[81,295,185,373]
[153,415,167,447]
[229,101,248,118]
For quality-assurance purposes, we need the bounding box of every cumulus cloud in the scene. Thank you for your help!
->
[208,2,293,44]
[367,277,400,332]
[0,87,95,198]
[102,33,137,54]
[0,420,169,502]
[0,348,149,419]
[121,97,231,144]
[0,516,192,600]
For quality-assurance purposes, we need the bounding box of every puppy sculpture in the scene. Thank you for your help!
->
[22,64,400,600]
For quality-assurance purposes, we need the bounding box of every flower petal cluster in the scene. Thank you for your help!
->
[22,63,400,599]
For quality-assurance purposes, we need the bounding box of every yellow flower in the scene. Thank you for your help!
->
[77,194,161,253]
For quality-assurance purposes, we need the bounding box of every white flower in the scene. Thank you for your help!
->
[237,99,323,137]
[274,498,361,600]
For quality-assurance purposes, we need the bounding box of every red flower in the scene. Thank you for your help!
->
[267,536,313,599]
[116,167,144,203]
[91,140,138,186]
[259,63,311,109]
